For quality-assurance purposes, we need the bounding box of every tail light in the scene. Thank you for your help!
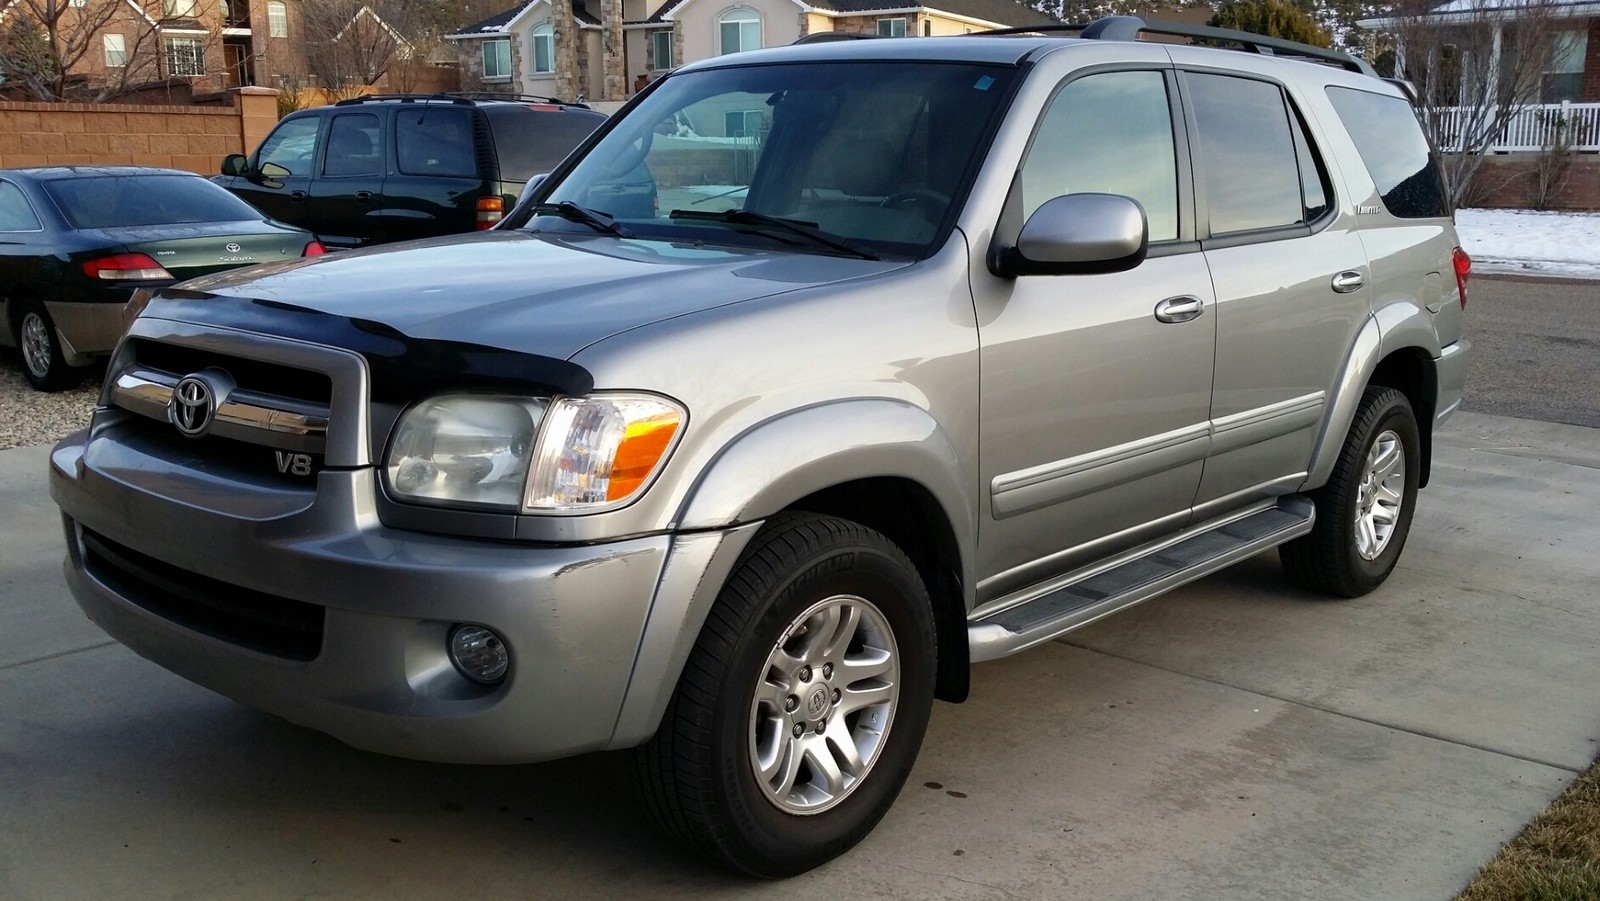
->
[1451,246,1471,309]
[83,253,171,281]
[476,196,506,230]
[303,240,328,257]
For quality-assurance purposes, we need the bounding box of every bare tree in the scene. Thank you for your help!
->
[0,0,206,101]
[302,0,416,96]
[1387,0,1566,204]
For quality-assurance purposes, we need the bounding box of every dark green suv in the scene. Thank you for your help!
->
[214,94,606,248]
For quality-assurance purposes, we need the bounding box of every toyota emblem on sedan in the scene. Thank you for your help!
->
[170,376,215,437]
[225,242,242,254]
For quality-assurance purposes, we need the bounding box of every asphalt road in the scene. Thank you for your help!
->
[1463,275,1600,428]
[1,276,1598,899]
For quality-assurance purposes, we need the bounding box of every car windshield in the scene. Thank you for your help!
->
[44,174,265,230]
[538,61,1017,258]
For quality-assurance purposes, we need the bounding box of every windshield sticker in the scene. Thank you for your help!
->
[974,75,995,91]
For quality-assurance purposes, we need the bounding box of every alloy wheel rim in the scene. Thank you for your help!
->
[20,313,51,380]
[1355,429,1405,561]
[748,593,900,815]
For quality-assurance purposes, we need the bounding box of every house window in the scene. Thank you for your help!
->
[877,17,906,37]
[923,20,931,36]
[531,24,553,74]
[718,9,760,55]
[483,37,511,80]
[1543,30,1588,103]
[164,0,199,17]
[724,108,762,138]
[651,29,673,70]
[104,34,127,67]
[166,37,205,76]
[268,1,288,38]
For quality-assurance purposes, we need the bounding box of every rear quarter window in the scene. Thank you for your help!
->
[0,181,42,231]
[1325,86,1449,219]
[486,107,604,181]
[396,107,478,178]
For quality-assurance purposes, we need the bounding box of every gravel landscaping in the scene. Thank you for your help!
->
[0,350,101,452]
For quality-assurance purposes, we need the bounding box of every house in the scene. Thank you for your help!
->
[445,0,1059,104]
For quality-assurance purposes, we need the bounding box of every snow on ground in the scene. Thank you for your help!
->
[1455,208,1600,280]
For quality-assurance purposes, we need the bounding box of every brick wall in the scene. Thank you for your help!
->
[0,88,279,174]
[1584,20,1600,103]
[1467,156,1600,211]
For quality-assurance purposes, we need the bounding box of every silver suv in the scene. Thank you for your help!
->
[50,17,1471,877]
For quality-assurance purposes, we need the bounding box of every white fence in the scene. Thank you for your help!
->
[1430,101,1600,153]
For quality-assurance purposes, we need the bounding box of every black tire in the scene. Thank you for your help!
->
[635,512,937,877]
[1281,386,1421,598]
[14,301,83,392]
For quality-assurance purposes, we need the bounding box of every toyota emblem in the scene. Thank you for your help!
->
[225,242,241,254]
[170,376,215,437]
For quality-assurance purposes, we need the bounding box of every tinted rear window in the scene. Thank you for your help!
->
[45,175,263,229]
[396,107,477,178]
[1188,72,1304,235]
[1325,86,1449,219]
[486,106,604,181]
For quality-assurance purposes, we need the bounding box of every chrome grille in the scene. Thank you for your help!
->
[111,366,330,455]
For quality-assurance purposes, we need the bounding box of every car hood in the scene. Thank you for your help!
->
[146,230,905,364]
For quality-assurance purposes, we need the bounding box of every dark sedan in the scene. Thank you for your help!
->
[0,166,324,391]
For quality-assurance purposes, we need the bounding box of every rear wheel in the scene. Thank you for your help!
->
[15,301,83,392]
[1281,386,1421,597]
[635,512,936,877]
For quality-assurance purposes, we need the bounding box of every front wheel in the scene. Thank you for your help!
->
[1281,386,1421,597]
[635,513,936,877]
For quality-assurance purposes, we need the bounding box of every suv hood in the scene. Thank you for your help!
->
[147,230,904,363]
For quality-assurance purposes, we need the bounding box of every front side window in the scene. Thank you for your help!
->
[268,1,288,38]
[323,113,382,177]
[483,38,512,79]
[719,9,760,55]
[255,115,321,176]
[877,18,906,37]
[103,33,127,67]
[651,29,673,70]
[1326,86,1448,219]
[397,107,476,177]
[166,37,205,76]
[0,181,42,231]
[531,24,553,74]
[1019,70,1179,242]
[1187,72,1303,235]
[541,61,1017,258]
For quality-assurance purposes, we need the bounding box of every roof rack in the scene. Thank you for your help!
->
[334,92,589,108]
[792,32,882,44]
[974,15,1377,77]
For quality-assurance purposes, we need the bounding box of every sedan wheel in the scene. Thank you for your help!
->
[14,302,82,392]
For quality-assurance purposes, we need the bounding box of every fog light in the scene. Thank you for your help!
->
[448,625,509,684]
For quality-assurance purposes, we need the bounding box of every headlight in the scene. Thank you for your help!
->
[386,395,547,510]
[524,394,684,512]
[383,392,684,514]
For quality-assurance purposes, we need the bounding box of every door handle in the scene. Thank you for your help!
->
[289,190,307,204]
[1331,270,1365,293]
[1154,295,1204,324]
[355,191,373,203]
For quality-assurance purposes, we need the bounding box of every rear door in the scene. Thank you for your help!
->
[384,105,484,242]
[310,110,387,248]
[225,113,322,228]
[1176,60,1372,510]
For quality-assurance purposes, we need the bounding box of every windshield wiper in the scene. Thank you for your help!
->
[530,201,634,238]
[669,209,880,261]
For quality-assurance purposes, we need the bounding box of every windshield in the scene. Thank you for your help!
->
[538,61,1017,258]
[45,174,265,230]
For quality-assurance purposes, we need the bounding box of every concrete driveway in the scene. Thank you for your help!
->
[2,409,1598,900]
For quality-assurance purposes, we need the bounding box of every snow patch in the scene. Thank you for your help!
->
[1455,208,1600,281]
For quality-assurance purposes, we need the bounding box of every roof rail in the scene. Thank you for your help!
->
[334,91,589,108]
[974,15,1377,77]
[792,32,883,44]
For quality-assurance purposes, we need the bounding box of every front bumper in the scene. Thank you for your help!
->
[50,431,753,764]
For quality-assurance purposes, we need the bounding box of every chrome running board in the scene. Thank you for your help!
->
[968,497,1315,663]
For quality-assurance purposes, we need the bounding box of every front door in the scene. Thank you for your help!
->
[973,68,1215,600]
[224,114,322,230]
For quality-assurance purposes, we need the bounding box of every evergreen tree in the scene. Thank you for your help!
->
[1209,0,1333,47]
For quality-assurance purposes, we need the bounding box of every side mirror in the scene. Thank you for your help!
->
[259,161,291,179]
[221,154,248,177]
[990,193,1148,277]
[500,174,548,228]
